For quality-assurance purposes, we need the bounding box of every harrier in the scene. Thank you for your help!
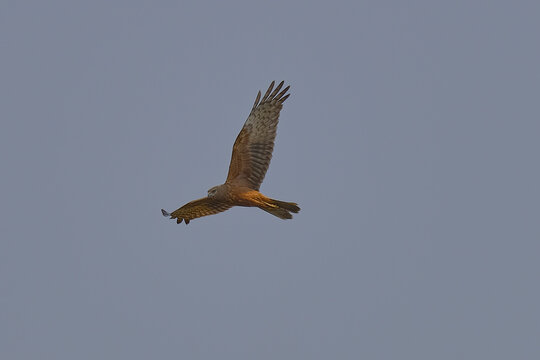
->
[161,81,300,224]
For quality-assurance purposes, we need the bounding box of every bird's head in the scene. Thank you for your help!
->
[207,186,219,198]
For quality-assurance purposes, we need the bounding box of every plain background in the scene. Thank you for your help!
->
[1,1,539,359]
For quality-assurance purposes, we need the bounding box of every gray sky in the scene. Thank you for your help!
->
[2,1,539,359]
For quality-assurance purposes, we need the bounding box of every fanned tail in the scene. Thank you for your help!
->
[272,200,300,213]
[260,199,300,220]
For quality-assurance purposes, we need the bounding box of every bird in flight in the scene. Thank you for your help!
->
[161,81,300,225]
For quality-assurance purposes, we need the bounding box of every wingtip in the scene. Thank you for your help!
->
[161,209,171,217]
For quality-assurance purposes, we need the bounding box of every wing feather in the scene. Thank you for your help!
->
[162,198,232,224]
[226,81,290,190]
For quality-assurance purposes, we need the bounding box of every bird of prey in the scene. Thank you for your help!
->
[161,81,300,225]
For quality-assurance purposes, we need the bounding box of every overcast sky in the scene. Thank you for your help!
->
[2,1,539,359]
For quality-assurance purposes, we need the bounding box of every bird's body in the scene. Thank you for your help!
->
[162,81,299,225]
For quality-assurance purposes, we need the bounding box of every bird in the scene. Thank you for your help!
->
[161,81,300,225]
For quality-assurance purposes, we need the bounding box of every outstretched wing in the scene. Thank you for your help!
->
[161,198,232,224]
[226,81,290,190]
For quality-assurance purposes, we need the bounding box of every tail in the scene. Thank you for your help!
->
[260,199,300,220]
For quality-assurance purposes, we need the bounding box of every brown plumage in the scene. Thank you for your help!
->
[162,81,299,225]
